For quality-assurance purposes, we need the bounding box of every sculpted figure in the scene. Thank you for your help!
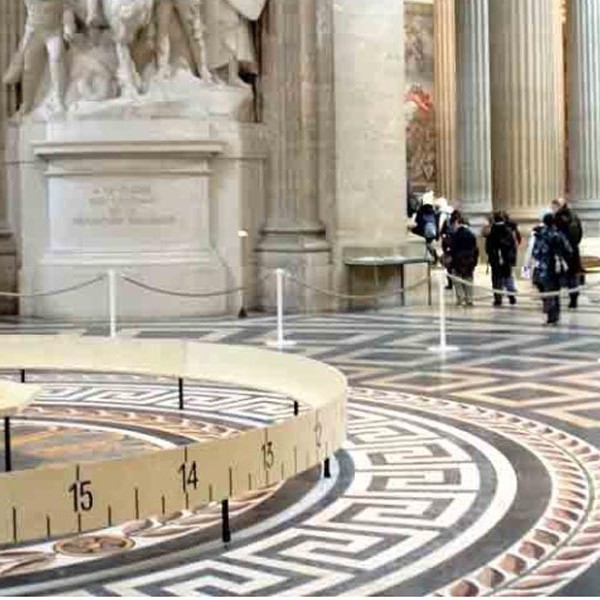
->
[67,28,119,103]
[101,0,154,97]
[155,0,212,82]
[86,0,104,25]
[3,0,75,115]
[206,0,266,86]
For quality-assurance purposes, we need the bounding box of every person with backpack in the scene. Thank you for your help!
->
[532,212,573,325]
[439,199,456,289]
[407,181,420,218]
[551,198,583,309]
[412,192,440,263]
[485,212,519,306]
[448,211,479,307]
[503,211,523,247]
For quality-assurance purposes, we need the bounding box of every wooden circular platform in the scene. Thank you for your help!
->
[0,337,347,546]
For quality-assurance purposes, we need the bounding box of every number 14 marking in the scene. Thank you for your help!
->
[178,461,199,493]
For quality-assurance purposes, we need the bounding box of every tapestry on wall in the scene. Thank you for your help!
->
[405,1,435,193]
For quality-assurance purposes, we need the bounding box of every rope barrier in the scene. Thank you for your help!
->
[285,273,430,301]
[0,266,598,309]
[120,272,273,299]
[0,275,106,298]
[446,272,600,299]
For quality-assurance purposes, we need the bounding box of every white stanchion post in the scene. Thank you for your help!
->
[428,269,459,354]
[108,269,118,339]
[266,269,296,350]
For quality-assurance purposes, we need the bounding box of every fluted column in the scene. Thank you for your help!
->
[1,0,26,227]
[489,0,564,221]
[434,0,457,202]
[0,0,21,314]
[257,0,330,311]
[1,0,25,118]
[568,0,600,223]
[455,0,492,223]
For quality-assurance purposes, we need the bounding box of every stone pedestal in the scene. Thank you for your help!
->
[568,0,600,228]
[6,118,267,319]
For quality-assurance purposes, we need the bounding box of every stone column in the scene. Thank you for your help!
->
[489,0,565,221]
[332,0,406,251]
[434,0,457,202]
[257,0,330,311]
[0,0,22,313]
[567,0,600,226]
[455,0,492,223]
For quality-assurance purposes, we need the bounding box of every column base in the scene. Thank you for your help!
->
[460,206,493,230]
[257,232,331,313]
[0,232,17,315]
[570,201,600,236]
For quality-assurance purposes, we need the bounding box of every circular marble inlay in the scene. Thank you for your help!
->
[1,383,598,597]
[54,535,135,558]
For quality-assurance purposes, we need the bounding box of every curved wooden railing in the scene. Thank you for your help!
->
[0,337,347,545]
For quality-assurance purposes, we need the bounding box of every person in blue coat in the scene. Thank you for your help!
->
[532,213,573,325]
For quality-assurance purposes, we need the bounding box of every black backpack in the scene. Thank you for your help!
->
[498,224,516,266]
[569,213,583,246]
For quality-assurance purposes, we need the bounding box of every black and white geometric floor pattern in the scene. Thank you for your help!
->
[0,305,599,595]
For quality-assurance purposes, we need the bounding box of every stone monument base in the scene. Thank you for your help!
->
[6,108,267,320]
[33,252,228,320]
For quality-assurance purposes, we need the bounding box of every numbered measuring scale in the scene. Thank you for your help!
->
[0,338,347,547]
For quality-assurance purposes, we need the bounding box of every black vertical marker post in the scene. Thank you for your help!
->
[4,417,11,472]
[222,499,231,543]
[178,378,184,411]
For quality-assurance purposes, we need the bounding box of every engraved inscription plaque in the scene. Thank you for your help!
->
[48,177,209,252]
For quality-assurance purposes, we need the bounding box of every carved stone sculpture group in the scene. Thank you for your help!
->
[3,0,268,117]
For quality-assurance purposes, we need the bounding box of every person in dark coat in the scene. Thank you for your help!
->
[440,208,459,290]
[448,212,479,307]
[485,212,518,306]
[532,212,573,325]
[412,194,439,263]
[503,211,523,246]
[551,198,583,309]
[407,181,420,218]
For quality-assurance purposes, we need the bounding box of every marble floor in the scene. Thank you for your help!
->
[0,301,599,596]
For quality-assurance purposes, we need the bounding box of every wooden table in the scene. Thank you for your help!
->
[344,255,433,309]
[0,379,41,472]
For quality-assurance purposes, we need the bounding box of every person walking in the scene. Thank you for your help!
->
[532,213,573,325]
[485,212,518,306]
[448,212,479,307]
[551,198,583,309]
